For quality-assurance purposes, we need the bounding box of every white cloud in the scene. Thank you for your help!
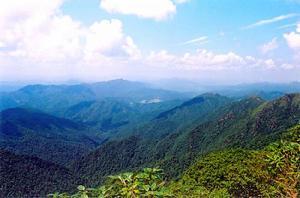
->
[146,49,287,71]
[100,0,176,21]
[174,0,190,4]
[264,59,276,69]
[284,23,300,50]
[260,38,278,54]
[84,19,140,60]
[0,0,63,51]
[0,0,298,83]
[147,50,176,66]
[284,32,300,49]
[278,23,298,29]
[180,36,208,45]
[243,13,299,29]
[0,0,140,64]
[281,63,295,69]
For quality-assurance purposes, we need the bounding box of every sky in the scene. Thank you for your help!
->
[0,0,300,84]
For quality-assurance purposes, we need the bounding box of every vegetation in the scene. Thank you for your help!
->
[1,92,300,197]
[72,94,300,184]
[49,168,172,198]
[64,98,182,135]
[0,150,80,198]
[50,125,300,197]
[172,124,300,197]
[0,108,103,165]
[264,125,300,197]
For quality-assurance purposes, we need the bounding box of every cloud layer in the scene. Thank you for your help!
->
[147,49,291,71]
[0,0,140,65]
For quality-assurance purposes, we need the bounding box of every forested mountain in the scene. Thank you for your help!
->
[0,149,80,198]
[1,85,299,197]
[86,80,189,101]
[0,79,190,114]
[127,93,232,139]
[0,108,103,165]
[63,98,182,137]
[50,124,300,198]
[71,94,300,187]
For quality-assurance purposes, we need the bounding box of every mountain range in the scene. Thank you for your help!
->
[0,79,299,197]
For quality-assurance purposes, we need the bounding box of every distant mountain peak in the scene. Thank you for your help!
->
[155,93,230,120]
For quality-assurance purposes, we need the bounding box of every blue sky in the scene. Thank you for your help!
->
[62,0,299,55]
[0,0,300,83]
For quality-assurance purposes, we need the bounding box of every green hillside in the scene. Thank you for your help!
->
[1,93,300,197]
[71,94,300,187]
[0,108,103,165]
[0,149,82,198]
[50,124,300,198]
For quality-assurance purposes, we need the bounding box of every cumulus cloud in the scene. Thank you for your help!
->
[100,0,177,20]
[260,38,278,54]
[84,19,140,60]
[0,0,140,64]
[284,23,300,50]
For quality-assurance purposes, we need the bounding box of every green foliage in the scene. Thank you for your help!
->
[0,108,102,166]
[4,94,300,197]
[169,181,231,198]
[0,150,80,198]
[71,94,233,183]
[265,125,300,197]
[175,149,274,197]
[72,94,300,190]
[172,125,300,197]
[49,168,172,198]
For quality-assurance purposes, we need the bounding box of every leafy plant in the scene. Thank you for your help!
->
[49,168,172,198]
[265,125,300,198]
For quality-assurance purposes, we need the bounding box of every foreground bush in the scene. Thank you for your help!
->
[49,168,172,198]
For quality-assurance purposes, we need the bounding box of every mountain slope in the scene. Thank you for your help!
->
[156,93,300,176]
[71,94,232,185]
[0,149,81,198]
[0,108,102,165]
[120,93,232,139]
[87,79,188,101]
[71,94,300,186]
[63,99,182,135]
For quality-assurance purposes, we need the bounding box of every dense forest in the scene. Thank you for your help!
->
[0,80,300,197]
[49,125,300,197]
